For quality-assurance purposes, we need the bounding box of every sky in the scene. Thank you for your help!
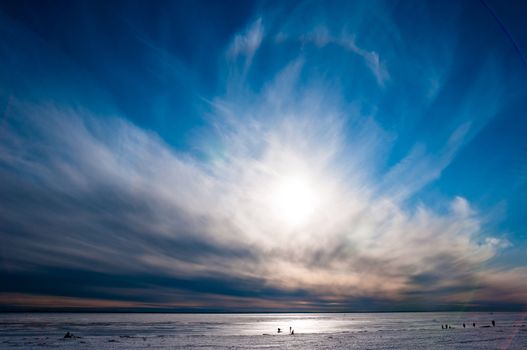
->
[0,0,526,312]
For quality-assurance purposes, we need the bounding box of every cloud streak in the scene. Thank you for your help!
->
[302,28,390,86]
[227,18,264,70]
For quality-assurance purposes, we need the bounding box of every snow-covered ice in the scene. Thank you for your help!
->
[1,312,526,349]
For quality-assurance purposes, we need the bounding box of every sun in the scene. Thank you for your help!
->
[271,174,317,227]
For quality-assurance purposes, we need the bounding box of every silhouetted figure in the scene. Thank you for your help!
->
[289,326,292,334]
[291,329,294,335]
[64,332,72,339]
[463,323,466,328]
[473,323,476,328]
[492,320,495,327]
[448,325,452,329]
[441,324,444,329]
[277,328,281,333]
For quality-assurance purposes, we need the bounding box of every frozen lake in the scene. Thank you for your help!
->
[1,312,526,349]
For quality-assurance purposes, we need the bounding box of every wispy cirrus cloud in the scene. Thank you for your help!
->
[1,0,525,312]
[301,27,390,86]
[0,63,520,309]
[227,18,264,67]
[273,25,390,86]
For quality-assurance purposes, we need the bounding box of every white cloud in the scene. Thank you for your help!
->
[0,62,521,306]
[380,122,472,201]
[339,35,389,86]
[298,29,390,86]
[227,18,264,65]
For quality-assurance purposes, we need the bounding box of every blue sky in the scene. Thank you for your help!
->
[0,0,526,311]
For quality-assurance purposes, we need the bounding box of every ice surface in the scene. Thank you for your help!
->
[0,312,526,349]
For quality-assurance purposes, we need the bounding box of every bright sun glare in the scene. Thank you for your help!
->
[272,174,317,227]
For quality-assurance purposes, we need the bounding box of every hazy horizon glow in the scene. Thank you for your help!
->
[0,0,526,312]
